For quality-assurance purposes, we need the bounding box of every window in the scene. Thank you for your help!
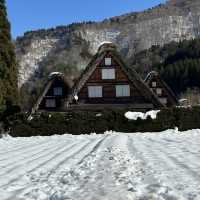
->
[88,86,102,98]
[102,69,115,79]
[159,98,167,105]
[116,85,130,97]
[46,99,56,108]
[105,58,112,66]
[156,88,162,95]
[152,82,157,87]
[53,87,63,96]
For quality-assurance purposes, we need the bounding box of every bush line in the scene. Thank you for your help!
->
[2,107,200,137]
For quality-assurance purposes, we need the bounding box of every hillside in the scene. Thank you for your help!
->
[15,0,200,108]
[1,130,200,199]
[132,38,200,95]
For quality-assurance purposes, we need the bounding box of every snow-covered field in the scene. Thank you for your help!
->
[1,130,200,200]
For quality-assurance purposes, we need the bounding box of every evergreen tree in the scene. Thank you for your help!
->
[132,37,200,95]
[0,0,18,106]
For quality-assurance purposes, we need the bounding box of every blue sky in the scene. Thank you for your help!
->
[7,0,166,38]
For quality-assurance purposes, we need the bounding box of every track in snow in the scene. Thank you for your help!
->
[1,130,200,199]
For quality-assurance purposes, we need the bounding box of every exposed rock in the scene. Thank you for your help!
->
[17,38,59,87]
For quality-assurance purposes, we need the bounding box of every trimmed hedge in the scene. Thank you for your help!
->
[7,107,200,137]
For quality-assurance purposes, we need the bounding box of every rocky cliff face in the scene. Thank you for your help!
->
[15,0,200,107]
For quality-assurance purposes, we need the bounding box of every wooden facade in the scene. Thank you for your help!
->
[32,73,72,113]
[38,78,68,111]
[70,43,164,110]
[145,71,178,107]
[77,52,150,105]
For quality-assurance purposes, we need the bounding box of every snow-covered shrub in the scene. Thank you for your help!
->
[8,107,200,137]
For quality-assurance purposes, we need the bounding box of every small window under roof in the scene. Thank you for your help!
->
[54,87,63,96]
[105,58,112,66]
[152,82,157,87]
[102,68,115,79]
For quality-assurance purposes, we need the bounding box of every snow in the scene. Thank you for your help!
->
[96,113,102,117]
[74,95,78,101]
[1,129,200,199]
[99,41,113,46]
[27,115,33,121]
[48,72,63,78]
[179,98,188,103]
[125,110,160,120]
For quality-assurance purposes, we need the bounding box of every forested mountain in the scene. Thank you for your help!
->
[15,0,200,109]
[0,0,18,106]
[132,38,200,95]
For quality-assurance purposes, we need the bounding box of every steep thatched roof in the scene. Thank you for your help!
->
[70,43,165,108]
[145,71,178,105]
[31,73,73,115]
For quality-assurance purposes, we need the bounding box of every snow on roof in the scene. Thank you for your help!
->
[74,95,78,101]
[48,72,63,79]
[99,41,113,46]
[179,99,188,103]
[125,110,160,120]
[27,115,33,121]
[98,41,117,53]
